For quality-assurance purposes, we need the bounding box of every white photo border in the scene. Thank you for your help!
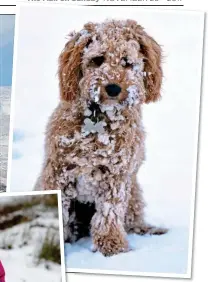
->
[6,2,205,279]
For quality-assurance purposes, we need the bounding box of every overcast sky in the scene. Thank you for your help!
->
[0,15,15,86]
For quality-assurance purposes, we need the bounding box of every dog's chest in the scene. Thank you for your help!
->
[59,122,144,177]
[76,174,97,203]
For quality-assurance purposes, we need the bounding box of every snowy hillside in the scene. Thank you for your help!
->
[0,86,11,192]
[0,195,62,282]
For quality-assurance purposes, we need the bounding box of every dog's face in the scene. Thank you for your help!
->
[80,31,145,107]
[59,20,163,107]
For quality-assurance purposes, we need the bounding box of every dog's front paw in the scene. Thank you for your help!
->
[93,226,129,257]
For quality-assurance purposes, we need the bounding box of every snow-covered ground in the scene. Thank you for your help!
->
[1,248,61,282]
[9,5,204,277]
[65,227,189,275]
[0,195,62,282]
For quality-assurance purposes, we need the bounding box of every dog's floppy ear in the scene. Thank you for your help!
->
[136,29,163,103]
[58,31,91,102]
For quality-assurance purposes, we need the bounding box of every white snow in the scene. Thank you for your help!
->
[98,133,110,145]
[89,83,100,102]
[75,29,90,46]
[126,85,139,106]
[65,227,189,275]
[84,108,92,117]
[0,198,62,282]
[59,135,76,147]
[9,6,204,277]
[1,248,61,282]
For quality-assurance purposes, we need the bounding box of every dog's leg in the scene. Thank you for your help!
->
[91,174,130,257]
[34,160,78,242]
[62,190,80,243]
[125,174,168,235]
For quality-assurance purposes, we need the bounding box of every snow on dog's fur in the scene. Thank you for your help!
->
[35,19,167,256]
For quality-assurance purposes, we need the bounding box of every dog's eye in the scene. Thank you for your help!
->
[90,56,105,67]
[121,57,133,68]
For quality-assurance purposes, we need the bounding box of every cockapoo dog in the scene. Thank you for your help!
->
[35,19,168,256]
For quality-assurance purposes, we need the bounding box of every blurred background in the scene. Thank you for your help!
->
[0,15,15,192]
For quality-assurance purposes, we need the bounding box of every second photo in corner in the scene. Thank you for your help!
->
[0,191,66,282]
[7,3,204,278]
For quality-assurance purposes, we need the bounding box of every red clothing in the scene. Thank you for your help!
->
[0,261,5,282]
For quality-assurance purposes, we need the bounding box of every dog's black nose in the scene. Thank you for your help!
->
[105,84,121,97]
